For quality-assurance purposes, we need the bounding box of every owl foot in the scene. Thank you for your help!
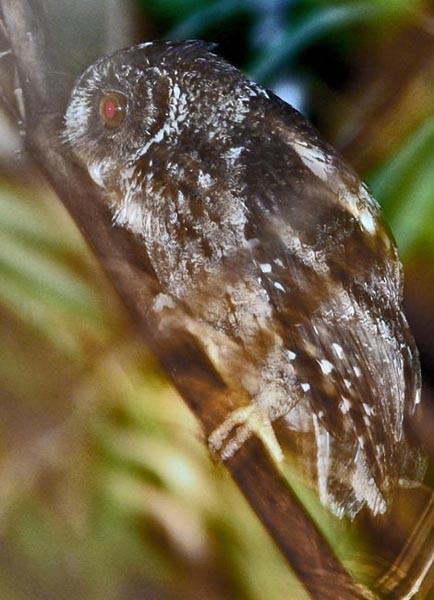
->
[208,404,284,463]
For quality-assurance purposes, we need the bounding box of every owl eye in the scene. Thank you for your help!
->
[99,92,127,129]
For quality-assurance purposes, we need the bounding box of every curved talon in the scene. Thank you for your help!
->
[209,404,284,463]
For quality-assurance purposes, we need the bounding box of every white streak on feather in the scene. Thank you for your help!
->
[331,342,344,359]
[136,123,170,160]
[360,209,376,234]
[312,415,330,507]
[225,146,244,160]
[351,450,386,515]
[363,402,375,416]
[290,139,331,182]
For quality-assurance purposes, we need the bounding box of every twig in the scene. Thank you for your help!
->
[0,1,376,598]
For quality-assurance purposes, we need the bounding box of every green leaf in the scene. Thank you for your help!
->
[0,185,88,257]
[250,2,392,82]
[141,0,212,23]
[167,0,247,39]
[0,231,102,319]
[368,116,434,258]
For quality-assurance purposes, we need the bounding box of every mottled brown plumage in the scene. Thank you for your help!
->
[64,40,425,518]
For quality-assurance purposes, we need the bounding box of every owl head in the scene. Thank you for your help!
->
[64,41,258,192]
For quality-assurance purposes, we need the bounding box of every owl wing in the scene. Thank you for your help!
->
[239,98,422,513]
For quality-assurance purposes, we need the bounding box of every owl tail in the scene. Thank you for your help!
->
[310,424,434,596]
[369,484,434,599]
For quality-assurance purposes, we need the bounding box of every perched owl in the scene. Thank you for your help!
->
[64,40,425,519]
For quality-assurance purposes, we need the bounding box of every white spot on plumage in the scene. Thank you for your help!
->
[225,146,244,160]
[301,382,310,392]
[362,402,375,416]
[319,359,333,375]
[274,281,285,292]
[286,350,296,360]
[260,263,272,273]
[172,82,181,100]
[340,397,351,414]
[198,171,213,187]
[153,293,176,312]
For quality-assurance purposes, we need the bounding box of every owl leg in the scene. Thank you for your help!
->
[208,404,284,463]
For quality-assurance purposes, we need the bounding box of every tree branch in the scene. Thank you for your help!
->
[0,1,376,598]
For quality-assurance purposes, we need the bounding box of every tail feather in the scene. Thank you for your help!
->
[372,485,434,599]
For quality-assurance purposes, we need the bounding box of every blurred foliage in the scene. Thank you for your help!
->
[0,0,433,599]
[369,116,434,257]
[0,182,312,599]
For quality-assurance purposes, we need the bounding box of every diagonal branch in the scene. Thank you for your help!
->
[0,1,376,598]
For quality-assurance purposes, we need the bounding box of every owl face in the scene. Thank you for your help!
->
[64,43,170,190]
[64,41,254,195]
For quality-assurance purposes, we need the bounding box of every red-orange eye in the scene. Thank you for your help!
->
[99,92,127,128]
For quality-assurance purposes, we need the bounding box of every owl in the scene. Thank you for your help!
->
[64,40,425,519]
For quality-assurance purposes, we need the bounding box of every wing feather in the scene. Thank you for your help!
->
[240,99,422,509]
